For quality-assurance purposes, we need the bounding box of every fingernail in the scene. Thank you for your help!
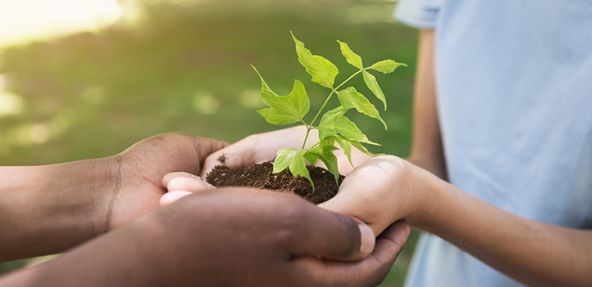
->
[358,223,375,255]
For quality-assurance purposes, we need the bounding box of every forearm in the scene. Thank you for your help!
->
[0,158,117,262]
[0,216,160,287]
[414,180,592,286]
[408,29,447,180]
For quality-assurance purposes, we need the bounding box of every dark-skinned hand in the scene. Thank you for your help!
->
[0,132,227,261]
[0,189,410,287]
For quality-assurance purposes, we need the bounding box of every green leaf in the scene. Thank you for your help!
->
[273,148,299,174]
[303,150,319,166]
[305,145,340,185]
[318,134,336,147]
[337,87,387,129]
[333,135,353,166]
[317,107,347,140]
[318,112,380,147]
[303,137,335,166]
[351,139,371,155]
[253,65,310,125]
[331,135,374,161]
[363,71,387,110]
[337,40,363,69]
[368,60,407,74]
[274,148,313,188]
[291,32,339,89]
[290,149,312,186]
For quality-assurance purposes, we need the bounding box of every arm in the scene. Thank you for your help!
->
[0,159,116,262]
[0,133,227,262]
[407,29,447,180]
[321,156,592,287]
[0,189,411,287]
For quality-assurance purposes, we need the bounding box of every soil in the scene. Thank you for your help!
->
[206,158,344,204]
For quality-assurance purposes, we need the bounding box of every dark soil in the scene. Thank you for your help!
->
[206,161,344,204]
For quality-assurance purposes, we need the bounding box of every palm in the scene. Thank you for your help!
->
[108,133,227,229]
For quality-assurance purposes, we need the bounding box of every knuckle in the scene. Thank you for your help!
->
[373,155,410,178]
[332,214,360,256]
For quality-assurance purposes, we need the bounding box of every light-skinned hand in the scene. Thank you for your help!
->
[319,155,439,236]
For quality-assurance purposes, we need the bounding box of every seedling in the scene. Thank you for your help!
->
[252,32,406,191]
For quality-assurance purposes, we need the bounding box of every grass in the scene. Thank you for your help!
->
[0,1,419,285]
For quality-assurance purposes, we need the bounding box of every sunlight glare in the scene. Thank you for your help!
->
[0,0,122,48]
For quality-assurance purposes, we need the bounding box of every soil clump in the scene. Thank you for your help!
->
[206,161,344,204]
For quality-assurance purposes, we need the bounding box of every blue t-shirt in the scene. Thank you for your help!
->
[395,1,592,286]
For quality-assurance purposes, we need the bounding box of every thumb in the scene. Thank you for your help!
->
[293,220,411,287]
[287,204,376,262]
[180,135,229,175]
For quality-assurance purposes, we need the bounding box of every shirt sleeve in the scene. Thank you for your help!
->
[393,0,441,29]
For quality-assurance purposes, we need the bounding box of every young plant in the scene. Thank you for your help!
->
[252,32,406,191]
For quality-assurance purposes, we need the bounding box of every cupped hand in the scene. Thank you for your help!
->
[319,155,439,236]
[9,189,411,287]
[201,126,372,178]
[106,132,227,229]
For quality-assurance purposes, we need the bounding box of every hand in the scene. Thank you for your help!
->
[0,189,410,287]
[201,126,372,178]
[0,132,227,262]
[319,155,438,236]
[106,132,227,229]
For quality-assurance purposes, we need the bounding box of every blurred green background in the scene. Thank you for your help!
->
[0,0,419,285]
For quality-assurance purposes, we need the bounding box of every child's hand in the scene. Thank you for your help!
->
[160,172,215,207]
[319,155,439,236]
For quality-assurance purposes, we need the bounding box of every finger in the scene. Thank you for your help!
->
[185,136,229,159]
[294,221,411,287]
[372,221,411,267]
[162,172,200,187]
[159,191,192,207]
[201,126,310,177]
[286,204,376,261]
[163,172,214,192]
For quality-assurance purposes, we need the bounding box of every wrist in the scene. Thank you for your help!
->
[401,165,450,229]
[387,159,443,227]
[406,153,447,181]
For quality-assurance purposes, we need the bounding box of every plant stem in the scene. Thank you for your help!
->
[300,69,364,149]
[309,90,336,128]
[309,69,362,128]
[302,127,311,149]
[335,69,363,91]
